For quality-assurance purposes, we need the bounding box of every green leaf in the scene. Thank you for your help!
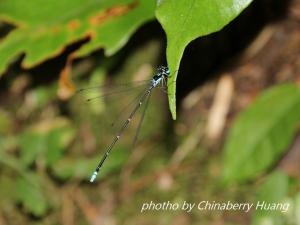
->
[45,126,75,166]
[0,141,34,185]
[256,171,289,204]
[252,171,289,225]
[16,173,49,216]
[19,117,75,167]
[19,132,46,166]
[52,147,128,181]
[253,190,300,225]
[0,0,156,74]
[156,0,253,119]
[223,84,300,182]
[51,157,100,180]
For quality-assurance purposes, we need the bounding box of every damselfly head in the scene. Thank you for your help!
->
[157,66,170,77]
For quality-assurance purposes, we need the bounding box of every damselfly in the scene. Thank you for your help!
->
[78,66,170,182]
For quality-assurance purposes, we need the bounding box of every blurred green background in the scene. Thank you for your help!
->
[0,0,300,225]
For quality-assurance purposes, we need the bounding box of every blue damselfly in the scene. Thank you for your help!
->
[78,66,170,182]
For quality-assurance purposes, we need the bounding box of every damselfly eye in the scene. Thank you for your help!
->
[166,68,170,76]
[157,66,170,76]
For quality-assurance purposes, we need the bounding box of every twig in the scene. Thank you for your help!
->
[72,188,100,225]
[62,187,75,225]
[206,75,234,141]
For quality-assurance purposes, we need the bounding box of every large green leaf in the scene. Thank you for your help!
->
[0,0,156,73]
[223,84,300,182]
[156,0,253,119]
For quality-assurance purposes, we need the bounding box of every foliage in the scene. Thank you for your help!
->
[16,173,50,216]
[0,1,299,225]
[0,116,75,216]
[0,0,156,72]
[223,84,300,182]
[156,0,253,118]
[252,171,300,225]
[0,0,253,118]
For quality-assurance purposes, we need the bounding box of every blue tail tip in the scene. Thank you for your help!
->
[90,171,98,183]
